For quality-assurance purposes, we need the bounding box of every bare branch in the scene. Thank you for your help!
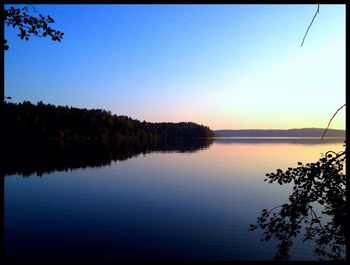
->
[321,104,346,140]
[267,204,284,215]
[324,151,339,156]
[309,205,323,229]
[301,4,320,47]
[325,150,346,159]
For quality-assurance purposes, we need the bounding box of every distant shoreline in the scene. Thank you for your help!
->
[211,136,345,145]
[212,136,345,139]
[214,128,346,138]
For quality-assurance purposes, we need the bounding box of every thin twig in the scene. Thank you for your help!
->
[321,104,346,140]
[309,205,324,229]
[301,4,320,47]
[325,150,346,159]
[324,151,341,158]
[29,4,40,15]
[267,204,284,215]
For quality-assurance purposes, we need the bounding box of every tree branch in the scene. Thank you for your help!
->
[309,205,323,229]
[267,204,284,215]
[325,150,346,159]
[301,4,320,47]
[321,104,346,140]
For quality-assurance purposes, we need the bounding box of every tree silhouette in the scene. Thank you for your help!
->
[4,5,64,50]
[3,101,214,142]
[249,6,346,260]
[249,143,346,260]
[249,104,346,260]
[2,5,64,103]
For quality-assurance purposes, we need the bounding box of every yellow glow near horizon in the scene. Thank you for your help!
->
[5,5,345,131]
[148,36,346,131]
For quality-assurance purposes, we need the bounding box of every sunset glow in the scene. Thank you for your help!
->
[4,4,345,130]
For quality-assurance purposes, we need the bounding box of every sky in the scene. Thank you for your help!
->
[4,4,346,130]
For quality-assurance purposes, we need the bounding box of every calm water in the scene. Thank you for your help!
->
[2,138,345,262]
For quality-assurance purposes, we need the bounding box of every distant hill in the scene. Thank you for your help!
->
[214,128,346,138]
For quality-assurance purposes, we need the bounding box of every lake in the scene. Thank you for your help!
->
[2,138,345,262]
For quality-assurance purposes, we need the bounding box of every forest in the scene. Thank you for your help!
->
[2,101,214,143]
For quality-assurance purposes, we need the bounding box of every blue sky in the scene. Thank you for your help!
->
[4,4,345,130]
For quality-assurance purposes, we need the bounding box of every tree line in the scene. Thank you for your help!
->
[3,101,214,143]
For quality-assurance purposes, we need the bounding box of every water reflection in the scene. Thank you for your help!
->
[1,137,346,262]
[1,138,344,178]
[1,138,213,177]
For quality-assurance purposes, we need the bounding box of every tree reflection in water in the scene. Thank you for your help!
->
[1,138,213,177]
[249,142,346,261]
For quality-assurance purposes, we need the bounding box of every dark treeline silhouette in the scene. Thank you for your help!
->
[1,137,213,177]
[3,101,214,143]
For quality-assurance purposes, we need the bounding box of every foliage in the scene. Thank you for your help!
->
[4,5,63,50]
[249,143,346,260]
[3,101,214,143]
